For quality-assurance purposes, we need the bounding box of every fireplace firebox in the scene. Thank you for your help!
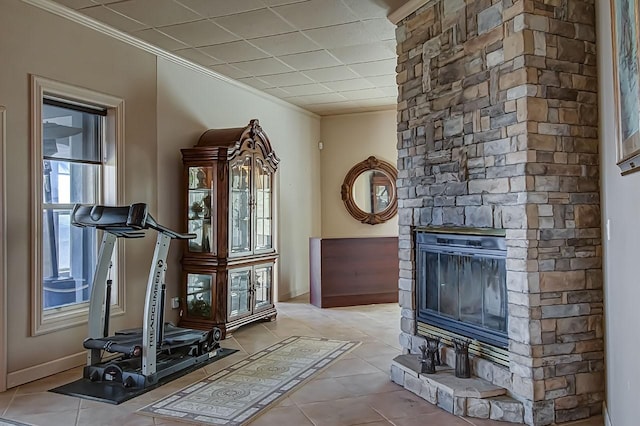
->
[416,231,508,349]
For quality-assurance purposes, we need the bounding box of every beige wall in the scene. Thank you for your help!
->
[0,0,321,378]
[155,58,321,305]
[0,0,392,386]
[0,0,158,373]
[319,110,398,238]
[597,1,640,425]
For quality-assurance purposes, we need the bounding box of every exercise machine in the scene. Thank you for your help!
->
[71,203,222,390]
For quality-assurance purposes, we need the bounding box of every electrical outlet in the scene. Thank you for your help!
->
[171,297,180,309]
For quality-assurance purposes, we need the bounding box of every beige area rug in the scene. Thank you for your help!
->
[138,336,360,425]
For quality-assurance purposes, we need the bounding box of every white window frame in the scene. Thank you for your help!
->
[0,105,7,391]
[30,75,125,336]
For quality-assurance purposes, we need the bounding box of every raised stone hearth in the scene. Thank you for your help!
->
[391,354,524,423]
[393,1,604,425]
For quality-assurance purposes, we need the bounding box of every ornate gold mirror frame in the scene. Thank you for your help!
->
[341,156,398,225]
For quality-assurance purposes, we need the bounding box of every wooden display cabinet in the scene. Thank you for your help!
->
[179,119,279,337]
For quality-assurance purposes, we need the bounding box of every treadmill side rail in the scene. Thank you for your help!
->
[87,232,117,366]
[142,233,171,377]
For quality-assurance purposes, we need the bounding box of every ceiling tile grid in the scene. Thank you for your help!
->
[56,0,401,115]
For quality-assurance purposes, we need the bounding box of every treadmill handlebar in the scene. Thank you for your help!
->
[145,218,197,240]
[71,203,195,240]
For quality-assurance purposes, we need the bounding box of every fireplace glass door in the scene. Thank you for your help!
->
[417,232,508,347]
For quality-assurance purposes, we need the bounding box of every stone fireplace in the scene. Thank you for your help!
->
[392,1,604,425]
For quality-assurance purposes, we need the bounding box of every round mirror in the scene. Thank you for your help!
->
[341,156,398,225]
[352,170,393,214]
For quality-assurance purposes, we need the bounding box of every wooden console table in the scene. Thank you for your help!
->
[309,237,399,308]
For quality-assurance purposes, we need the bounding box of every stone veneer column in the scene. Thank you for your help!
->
[395,1,603,425]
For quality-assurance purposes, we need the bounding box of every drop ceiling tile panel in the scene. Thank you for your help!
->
[282,97,308,106]
[278,83,331,96]
[231,57,295,76]
[306,101,362,114]
[272,0,358,30]
[237,77,275,90]
[349,58,398,77]
[322,78,375,91]
[301,65,359,82]
[249,32,319,56]
[158,20,239,47]
[263,87,294,97]
[56,0,402,116]
[208,64,252,79]
[174,48,223,66]
[379,86,399,97]
[339,88,386,100]
[213,8,295,39]
[328,42,396,65]
[356,96,398,107]
[107,0,201,27]
[133,28,188,51]
[288,93,348,104]
[361,18,397,41]
[80,5,149,32]
[341,0,389,19]
[200,40,270,62]
[381,38,398,52]
[303,21,380,49]
[365,75,398,87]
[258,71,314,87]
[175,0,265,18]
[277,50,341,71]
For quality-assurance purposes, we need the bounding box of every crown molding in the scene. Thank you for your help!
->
[388,0,430,25]
[20,0,319,119]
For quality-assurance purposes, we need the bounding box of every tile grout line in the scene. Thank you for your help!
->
[73,403,81,426]
[0,387,17,418]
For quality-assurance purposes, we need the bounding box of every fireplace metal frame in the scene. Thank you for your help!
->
[415,231,508,349]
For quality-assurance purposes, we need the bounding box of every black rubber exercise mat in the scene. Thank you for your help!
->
[50,347,238,405]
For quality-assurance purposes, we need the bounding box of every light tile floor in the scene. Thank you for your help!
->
[0,295,604,426]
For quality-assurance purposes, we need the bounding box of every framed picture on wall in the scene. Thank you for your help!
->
[611,0,640,174]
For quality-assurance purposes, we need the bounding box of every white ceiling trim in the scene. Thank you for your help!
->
[20,0,319,119]
[387,0,430,25]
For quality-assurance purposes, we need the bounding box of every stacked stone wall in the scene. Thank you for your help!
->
[395,1,603,424]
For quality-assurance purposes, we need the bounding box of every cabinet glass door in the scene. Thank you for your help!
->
[253,264,272,311]
[187,166,214,253]
[230,156,251,255]
[254,159,272,251]
[186,273,212,318]
[229,268,251,319]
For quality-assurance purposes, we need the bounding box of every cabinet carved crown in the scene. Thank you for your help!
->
[179,119,279,338]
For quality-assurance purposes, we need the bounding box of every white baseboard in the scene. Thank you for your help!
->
[6,351,85,388]
[603,402,612,426]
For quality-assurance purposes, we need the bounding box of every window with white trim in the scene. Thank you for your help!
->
[42,99,103,311]
[31,76,124,335]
